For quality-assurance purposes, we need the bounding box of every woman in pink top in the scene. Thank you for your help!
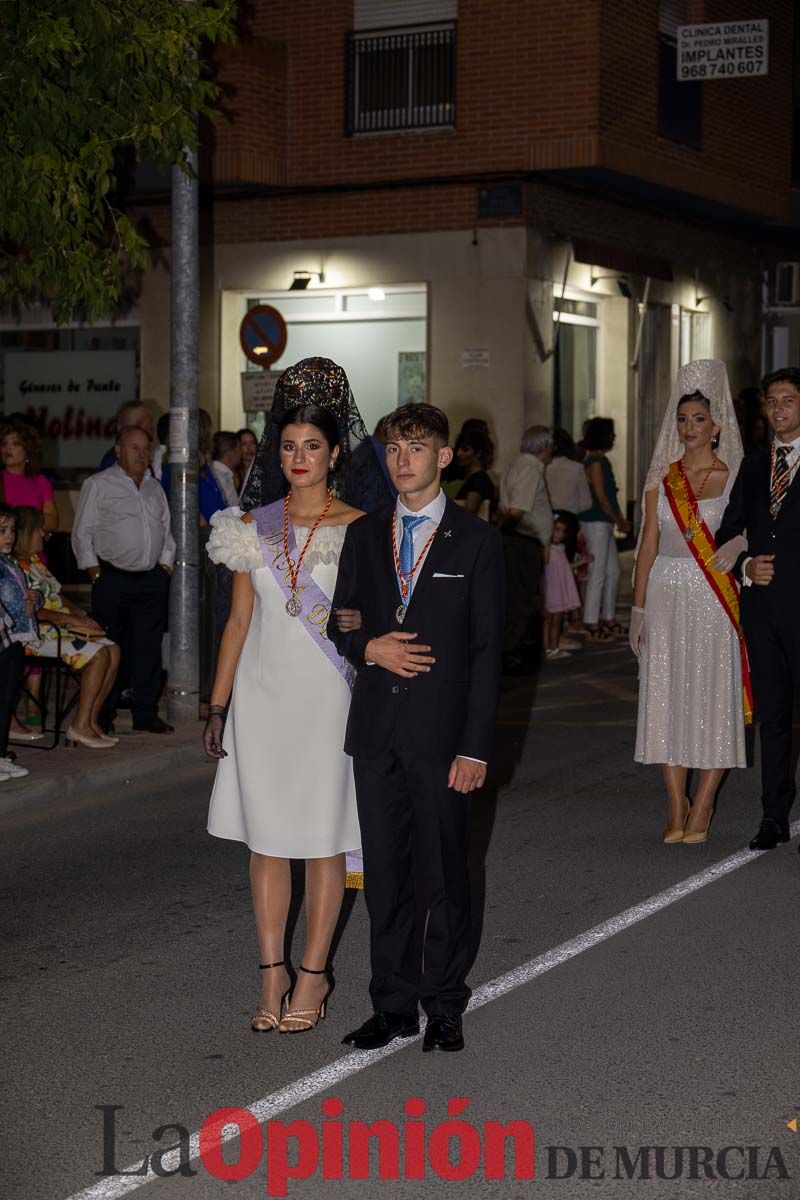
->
[1,420,59,740]
[0,422,59,533]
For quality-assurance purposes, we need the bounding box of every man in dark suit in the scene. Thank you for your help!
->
[331,404,505,1053]
[716,367,800,851]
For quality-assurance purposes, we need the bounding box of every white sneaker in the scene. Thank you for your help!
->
[545,648,571,660]
[0,756,29,779]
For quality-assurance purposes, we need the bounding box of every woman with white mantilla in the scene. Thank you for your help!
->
[631,360,751,844]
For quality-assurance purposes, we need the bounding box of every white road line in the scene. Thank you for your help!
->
[65,820,800,1200]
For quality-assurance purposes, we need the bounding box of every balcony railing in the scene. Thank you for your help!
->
[345,23,457,136]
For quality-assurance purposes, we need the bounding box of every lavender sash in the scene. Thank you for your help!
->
[251,500,354,691]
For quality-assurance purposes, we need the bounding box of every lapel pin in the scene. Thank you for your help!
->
[443,529,452,538]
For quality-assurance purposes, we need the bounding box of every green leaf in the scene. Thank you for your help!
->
[0,0,236,320]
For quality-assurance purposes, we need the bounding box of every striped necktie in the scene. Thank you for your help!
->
[770,444,791,518]
[399,514,427,578]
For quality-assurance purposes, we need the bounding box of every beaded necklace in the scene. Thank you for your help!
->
[681,455,717,542]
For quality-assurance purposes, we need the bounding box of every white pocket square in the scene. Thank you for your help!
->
[432,572,464,578]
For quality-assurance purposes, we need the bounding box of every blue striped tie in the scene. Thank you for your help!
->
[399,515,427,581]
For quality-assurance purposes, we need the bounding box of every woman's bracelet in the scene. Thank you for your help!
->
[208,704,227,716]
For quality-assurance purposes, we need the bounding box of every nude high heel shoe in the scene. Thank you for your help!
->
[683,804,715,844]
[663,797,690,844]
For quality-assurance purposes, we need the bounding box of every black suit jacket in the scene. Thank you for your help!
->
[330,499,506,765]
[716,447,800,626]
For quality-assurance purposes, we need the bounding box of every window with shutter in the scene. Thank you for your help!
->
[345,3,457,135]
[353,1,457,31]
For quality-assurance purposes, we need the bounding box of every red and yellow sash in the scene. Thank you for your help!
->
[663,460,753,725]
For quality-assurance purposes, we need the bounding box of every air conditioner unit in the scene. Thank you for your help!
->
[775,262,800,306]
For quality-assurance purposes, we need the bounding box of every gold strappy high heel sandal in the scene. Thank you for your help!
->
[278,965,333,1034]
[251,960,291,1033]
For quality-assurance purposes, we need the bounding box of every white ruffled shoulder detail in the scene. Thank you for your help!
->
[207,506,263,572]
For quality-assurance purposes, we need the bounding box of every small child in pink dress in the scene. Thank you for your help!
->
[544,515,583,660]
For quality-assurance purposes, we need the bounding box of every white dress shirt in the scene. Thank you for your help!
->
[394,489,447,600]
[151,444,166,481]
[72,464,176,572]
[500,453,554,544]
[211,460,240,507]
[546,456,592,514]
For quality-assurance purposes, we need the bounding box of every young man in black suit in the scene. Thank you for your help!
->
[716,367,800,851]
[331,404,505,1053]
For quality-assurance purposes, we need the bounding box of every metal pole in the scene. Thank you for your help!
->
[168,143,199,725]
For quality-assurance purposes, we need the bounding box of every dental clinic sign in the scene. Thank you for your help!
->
[677,20,769,80]
[4,350,137,468]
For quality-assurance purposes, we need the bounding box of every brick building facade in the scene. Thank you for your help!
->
[6,0,797,506]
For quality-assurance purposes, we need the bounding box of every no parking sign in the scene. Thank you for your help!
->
[239,305,287,367]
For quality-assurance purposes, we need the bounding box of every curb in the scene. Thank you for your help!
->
[0,729,212,818]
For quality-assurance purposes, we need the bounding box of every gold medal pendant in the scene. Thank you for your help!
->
[286,594,302,617]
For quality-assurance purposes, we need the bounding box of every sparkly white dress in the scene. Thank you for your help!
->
[635,475,747,768]
[206,510,361,858]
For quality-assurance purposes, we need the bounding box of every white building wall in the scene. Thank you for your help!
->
[137,221,766,510]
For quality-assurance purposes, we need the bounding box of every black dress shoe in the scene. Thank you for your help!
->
[132,717,175,734]
[341,1011,419,1050]
[423,1013,464,1053]
[749,819,790,851]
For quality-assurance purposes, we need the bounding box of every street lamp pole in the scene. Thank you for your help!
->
[167,139,200,725]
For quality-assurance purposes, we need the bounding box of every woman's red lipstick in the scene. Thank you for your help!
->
[291,468,309,474]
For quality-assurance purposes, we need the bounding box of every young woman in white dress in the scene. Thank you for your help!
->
[631,360,749,844]
[204,394,363,1034]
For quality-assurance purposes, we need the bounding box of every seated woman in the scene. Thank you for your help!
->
[13,506,121,750]
[0,503,37,781]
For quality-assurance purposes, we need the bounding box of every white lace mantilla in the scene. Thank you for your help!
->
[207,506,347,572]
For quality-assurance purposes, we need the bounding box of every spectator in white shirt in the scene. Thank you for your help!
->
[210,432,242,508]
[97,400,161,476]
[72,426,176,734]
[498,425,554,671]
[546,427,592,518]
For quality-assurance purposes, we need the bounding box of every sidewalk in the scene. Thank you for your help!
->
[0,709,210,817]
[2,561,636,820]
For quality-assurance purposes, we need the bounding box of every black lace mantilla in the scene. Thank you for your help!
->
[240,357,391,513]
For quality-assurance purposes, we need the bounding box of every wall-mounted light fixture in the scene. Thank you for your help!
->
[290,270,325,290]
[590,271,632,298]
[696,291,733,313]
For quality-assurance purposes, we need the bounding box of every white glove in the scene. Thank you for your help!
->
[629,606,646,659]
[712,534,747,575]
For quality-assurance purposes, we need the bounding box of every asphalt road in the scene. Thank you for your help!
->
[2,641,799,1200]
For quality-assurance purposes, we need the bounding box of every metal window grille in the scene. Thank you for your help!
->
[345,23,457,135]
